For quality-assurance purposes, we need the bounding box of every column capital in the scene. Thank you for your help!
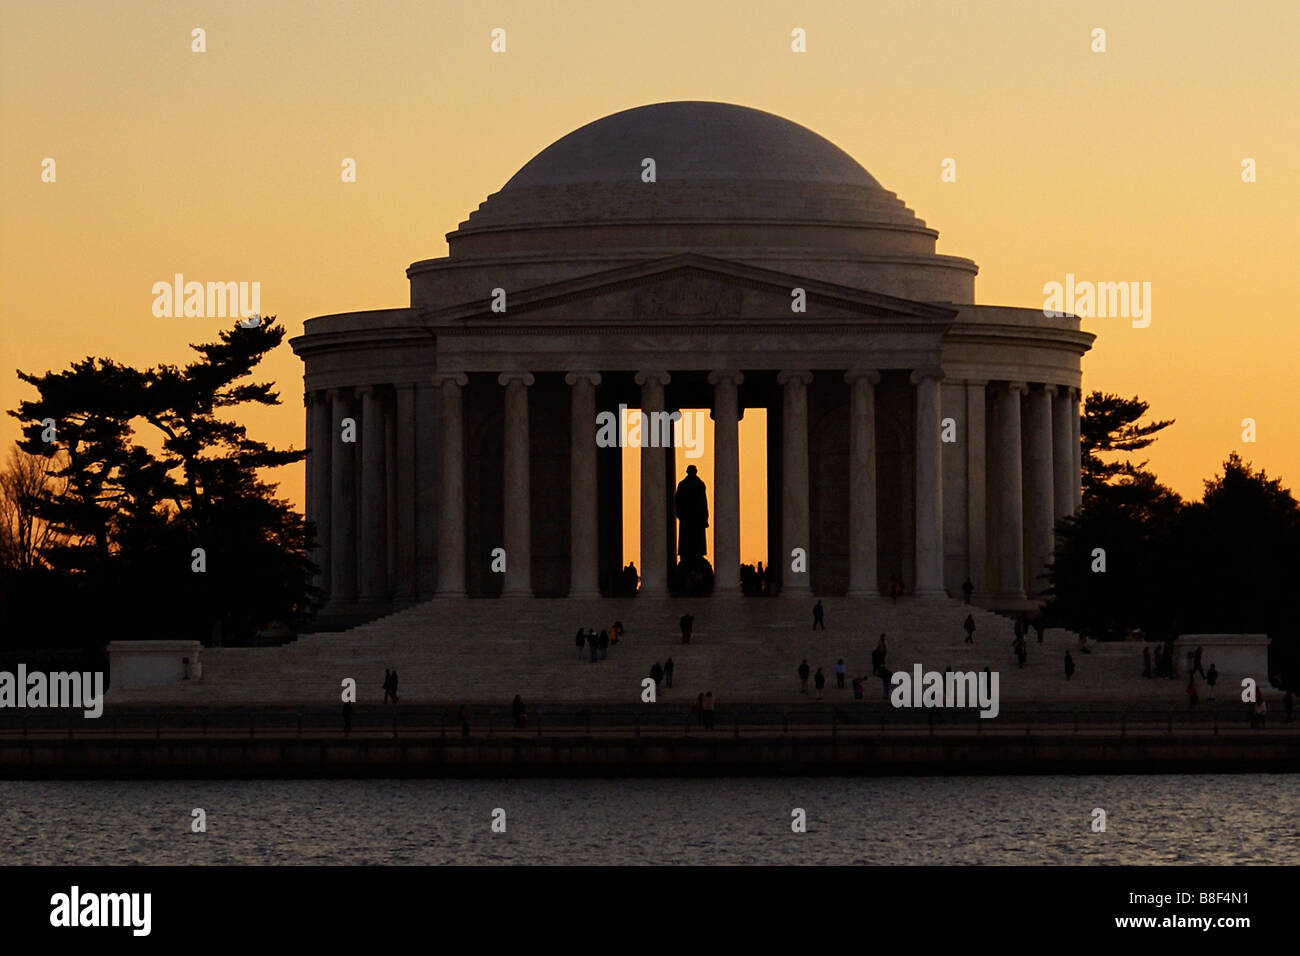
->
[564,371,602,387]
[497,371,535,387]
[707,370,745,386]
[844,368,881,385]
[355,384,383,398]
[634,370,671,387]
[777,370,813,386]
[394,381,418,392]
[965,377,989,388]
[430,372,468,388]
[1043,383,1060,396]
[1005,380,1029,395]
[909,367,945,385]
[324,386,349,401]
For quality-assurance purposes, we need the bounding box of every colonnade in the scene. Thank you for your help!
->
[306,371,1080,606]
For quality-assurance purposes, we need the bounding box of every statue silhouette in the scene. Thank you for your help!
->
[675,465,709,564]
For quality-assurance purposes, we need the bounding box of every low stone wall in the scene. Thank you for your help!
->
[1173,634,1269,679]
[107,641,204,689]
[2,733,1296,778]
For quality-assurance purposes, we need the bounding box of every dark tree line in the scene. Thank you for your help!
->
[1047,393,1300,690]
[2,318,319,648]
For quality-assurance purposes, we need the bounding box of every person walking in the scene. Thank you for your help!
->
[1192,645,1206,679]
[1186,676,1199,709]
[575,628,586,661]
[382,669,393,704]
[1032,610,1046,644]
[851,676,864,700]
[1063,650,1074,680]
[679,613,694,644]
[664,657,675,689]
[813,600,826,630]
[814,667,826,699]
[875,634,888,674]
[798,659,810,695]
[588,629,599,663]
[390,670,399,704]
[649,661,664,691]
[1253,697,1268,730]
[598,628,609,660]
[1206,663,1218,701]
[834,659,846,690]
[963,614,976,644]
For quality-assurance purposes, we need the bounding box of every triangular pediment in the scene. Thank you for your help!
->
[423,253,956,327]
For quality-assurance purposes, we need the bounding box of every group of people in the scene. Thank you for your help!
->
[610,562,640,596]
[691,692,717,729]
[796,635,893,700]
[1142,641,1181,679]
[1178,645,1222,708]
[739,562,777,596]
[648,658,675,690]
[575,621,625,663]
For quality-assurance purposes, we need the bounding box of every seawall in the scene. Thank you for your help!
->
[2,733,1297,778]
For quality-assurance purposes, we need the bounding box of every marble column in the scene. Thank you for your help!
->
[308,390,332,597]
[1070,388,1083,514]
[1023,384,1054,598]
[566,371,602,597]
[845,369,881,596]
[912,368,946,596]
[994,381,1028,601]
[1049,385,1074,527]
[965,380,988,600]
[394,383,418,604]
[635,371,671,594]
[499,372,534,597]
[778,370,813,594]
[433,373,468,598]
[358,386,388,603]
[709,370,743,595]
[328,388,357,605]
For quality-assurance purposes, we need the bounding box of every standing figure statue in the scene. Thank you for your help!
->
[675,465,709,564]
[673,465,713,595]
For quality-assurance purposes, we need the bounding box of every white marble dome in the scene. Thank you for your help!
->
[500,101,882,190]
[437,101,977,303]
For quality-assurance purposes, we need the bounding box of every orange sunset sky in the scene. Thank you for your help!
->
[2,0,1296,568]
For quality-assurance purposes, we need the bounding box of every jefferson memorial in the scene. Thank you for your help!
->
[291,102,1092,619]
